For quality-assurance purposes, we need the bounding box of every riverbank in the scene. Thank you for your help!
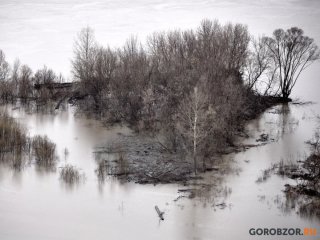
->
[93,94,284,184]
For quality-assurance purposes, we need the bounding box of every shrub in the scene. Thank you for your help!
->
[0,111,30,170]
[59,164,85,184]
[32,135,56,167]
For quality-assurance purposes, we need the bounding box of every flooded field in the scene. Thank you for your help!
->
[1,0,320,239]
[0,98,319,240]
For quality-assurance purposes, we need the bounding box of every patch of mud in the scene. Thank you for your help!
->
[94,134,193,184]
[94,133,238,208]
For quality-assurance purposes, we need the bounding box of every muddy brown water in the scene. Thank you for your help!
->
[1,0,320,239]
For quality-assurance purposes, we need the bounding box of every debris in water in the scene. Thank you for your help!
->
[155,205,164,220]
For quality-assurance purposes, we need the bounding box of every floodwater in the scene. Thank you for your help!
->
[1,0,320,240]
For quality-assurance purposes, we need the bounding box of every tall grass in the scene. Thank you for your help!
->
[32,135,56,168]
[0,110,58,171]
[59,164,85,185]
[0,111,30,170]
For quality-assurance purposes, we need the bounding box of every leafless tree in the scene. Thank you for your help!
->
[0,49,10,82]
[10,59,21,97]
[91,46,117,110]
[109,36,149,122]
[263,27,320,99]
[72,27,119,110]
[72,27,97,81]
[0,50,12,102]
[72,27,97,106]
[178,86,215,174]
[244,37,271,91]
[224,23,250,71]
[18,65,33,101]
[33,66,58,103]
[34,66,56,85]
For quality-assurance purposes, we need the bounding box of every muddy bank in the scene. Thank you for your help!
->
[93,128,268,185]
[94,134,194,184]
[92,96,284,185]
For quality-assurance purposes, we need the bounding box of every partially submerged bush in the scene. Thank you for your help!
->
[95,160,109,182]
[0,111,59,171]
[306,130,320,157]
[32,135,56,168]
[0,111,30,170]
[59,164,85,185]
[268,131,320,220]
[256,164,277,183]
[0,111,28,153]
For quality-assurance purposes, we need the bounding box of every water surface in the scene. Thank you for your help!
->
[1,1,320,239]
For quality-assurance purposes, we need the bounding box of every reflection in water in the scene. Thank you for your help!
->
[0,101,319,239]
[274,188,320,223]
[277,104,299,136]
[59,164,86,191]
[265,104,299,141]
[34,165,57,177]
[0,0,319,236]
[11,170,23,188]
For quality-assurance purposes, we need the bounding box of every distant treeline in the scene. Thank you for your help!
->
[0,55,66,105]
[1,19,319,172]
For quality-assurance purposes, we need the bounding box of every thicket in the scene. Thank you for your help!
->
[32,135,56,168]
[1,19,319,173]
[0,50,65,108]
[71,20,268,172]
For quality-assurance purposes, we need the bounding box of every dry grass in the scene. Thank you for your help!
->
[59,164,85,184]
[0,111,30,170]
[1,111,58,171]
[32,135,56,168]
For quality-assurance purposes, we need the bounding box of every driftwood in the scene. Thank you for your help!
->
[155,205,164,220]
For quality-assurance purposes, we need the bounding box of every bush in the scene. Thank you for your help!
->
[59,164,85,184]
[0,111,30,170]
[32,135,56,167]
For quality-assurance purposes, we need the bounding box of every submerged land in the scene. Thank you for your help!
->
[0,20,320,223]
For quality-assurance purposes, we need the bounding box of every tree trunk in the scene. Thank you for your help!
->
[193,153,197,175]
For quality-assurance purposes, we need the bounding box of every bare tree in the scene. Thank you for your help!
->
[224,23,250,71]
[91,46,117,109]
[72,27,118,110]
[263,27,320,99]
[177,86,215,174]
[0,50,12,102]
[18,65,33,101]
[244,37,271,91]
[11,59,21,97]
[72,27,97,80]
[110,36,149,122]
[0,50,10,82]
[34,66,56,85]
[33,66,57,102]
[72,27,97,99]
